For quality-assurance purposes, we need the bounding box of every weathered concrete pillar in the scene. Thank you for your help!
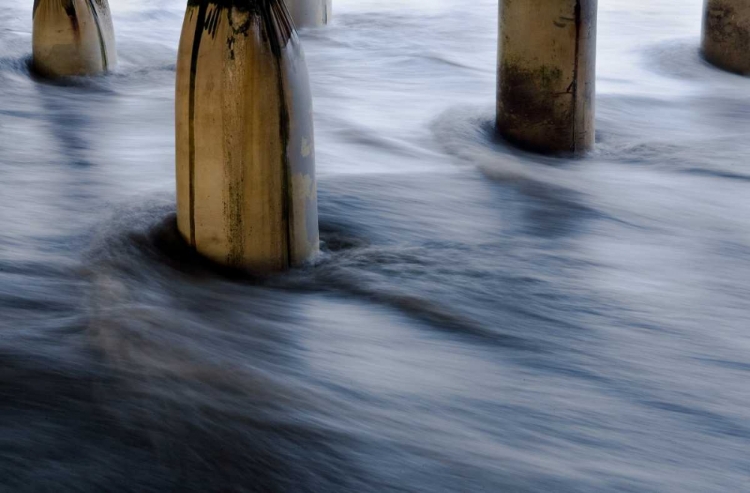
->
[702,0,750,74]
[175,0,319,272]
[284,0,331,28]
[32,0,117,77]
[497,0,597,155]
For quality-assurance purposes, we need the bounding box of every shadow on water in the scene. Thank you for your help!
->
[642,38,746,82]
[41,184,602,492]
[430,107,612,236]
[29,195,556,492]
[0,207,373,493]
[84,200,541,351]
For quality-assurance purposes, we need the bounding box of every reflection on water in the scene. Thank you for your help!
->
[1,0,749,492]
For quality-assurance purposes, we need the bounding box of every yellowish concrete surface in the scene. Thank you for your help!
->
[176,1,319,271]
[33,0,116,77]
[497,0,596,155]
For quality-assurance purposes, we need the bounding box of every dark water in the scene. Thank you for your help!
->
[1,0,750,491]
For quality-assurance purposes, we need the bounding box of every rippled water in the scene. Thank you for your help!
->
[1,1,749,491]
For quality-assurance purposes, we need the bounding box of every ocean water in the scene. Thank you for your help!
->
[1,1,749,491]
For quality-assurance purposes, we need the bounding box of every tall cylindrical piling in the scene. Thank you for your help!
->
[497,0,597,155]
[32,0,117,77]
[175,0,320,272]
[284,0,331,28]
[702,0,750,74]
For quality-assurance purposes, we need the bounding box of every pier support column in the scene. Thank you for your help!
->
[496,0,597,155]
[175,0,319,272]
[702,0,750,74]
[32,0,117,77]
[284,0,331,28]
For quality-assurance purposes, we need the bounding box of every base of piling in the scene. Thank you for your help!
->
[496,0,597,156]
[702,0,750,75]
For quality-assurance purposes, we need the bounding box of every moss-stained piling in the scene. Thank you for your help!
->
[175,0,319,272]
[702,0,750,74]
[32,0,117,77]
[284,0,331,28]
[497,0,597,155]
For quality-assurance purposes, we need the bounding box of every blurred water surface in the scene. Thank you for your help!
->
[1,1,749,491]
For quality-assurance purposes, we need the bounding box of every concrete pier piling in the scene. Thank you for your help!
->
[284,0,331,28]
[496,0,597,155]
[32,0,117,77]
[702,0,750,74]
[175,0,319,272]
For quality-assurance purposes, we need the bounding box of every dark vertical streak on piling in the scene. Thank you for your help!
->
[62,0,80,34]
[263,1,294,267]
[571,0,582,153]
[188,1,210,247]
[86,0,109,70]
